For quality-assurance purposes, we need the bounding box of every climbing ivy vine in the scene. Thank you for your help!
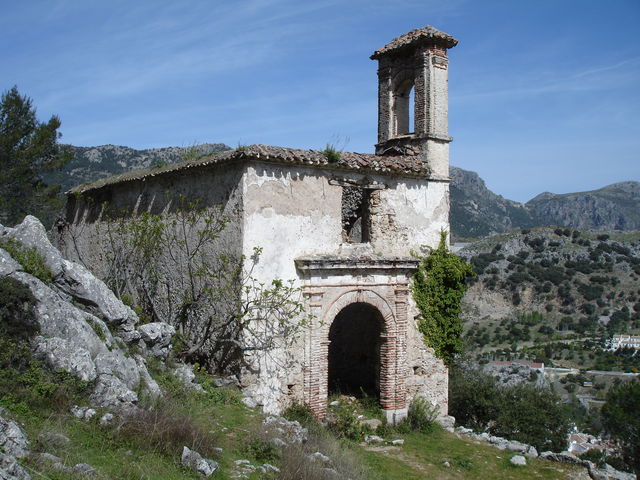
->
[411,231,475,366]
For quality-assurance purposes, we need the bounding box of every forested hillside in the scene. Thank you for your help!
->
[459,227,640,371]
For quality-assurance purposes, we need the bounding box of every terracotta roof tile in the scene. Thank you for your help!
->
[68,144,428,194]
[371,25,458,59]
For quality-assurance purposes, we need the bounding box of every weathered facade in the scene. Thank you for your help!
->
[55,26,457,422]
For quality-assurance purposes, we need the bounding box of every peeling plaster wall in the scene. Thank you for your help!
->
[241,161,449,280]
[371,178,449,254]
[241,162,343,282]
[405,294,449,414]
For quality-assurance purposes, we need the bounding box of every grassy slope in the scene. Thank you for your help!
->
[10,374,587,480]
[358,429,583,480]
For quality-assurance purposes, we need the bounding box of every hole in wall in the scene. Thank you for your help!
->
[341,186,370,243]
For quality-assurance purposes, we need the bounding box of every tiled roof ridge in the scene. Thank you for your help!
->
[68,144,429,194]
[371,25,458,59]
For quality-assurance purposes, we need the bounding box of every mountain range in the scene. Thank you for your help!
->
[55,144,639,239]
[450,167,639,239]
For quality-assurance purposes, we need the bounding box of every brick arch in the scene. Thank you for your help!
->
[306,288,406,418]
[322,289,396,336]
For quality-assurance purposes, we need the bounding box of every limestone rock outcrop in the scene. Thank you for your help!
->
[0,216,167,411]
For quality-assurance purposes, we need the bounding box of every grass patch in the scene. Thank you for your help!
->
[322,143,341,162]
[116,400,218,457]
[0,236,53,283]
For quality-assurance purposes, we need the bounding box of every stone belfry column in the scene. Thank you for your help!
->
[371,26,458,179]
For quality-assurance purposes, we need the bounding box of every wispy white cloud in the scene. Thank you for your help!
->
[455,56,640,101]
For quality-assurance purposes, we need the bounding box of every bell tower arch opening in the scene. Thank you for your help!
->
[392,78,415,136]
[328,302,384,398]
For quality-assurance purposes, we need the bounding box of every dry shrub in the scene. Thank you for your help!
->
[254,421,369,480]
[116,400,217,456]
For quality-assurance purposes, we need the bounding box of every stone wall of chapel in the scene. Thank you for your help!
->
[53,164,245,282]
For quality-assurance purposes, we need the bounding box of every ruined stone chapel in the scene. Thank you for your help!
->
[56,26,458,422]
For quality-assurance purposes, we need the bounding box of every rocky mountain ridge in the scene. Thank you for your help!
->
[451,167,640,239]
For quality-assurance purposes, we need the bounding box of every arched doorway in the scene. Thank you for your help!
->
[328,302,384,398]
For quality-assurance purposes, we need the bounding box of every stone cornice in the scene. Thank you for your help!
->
[295,256,419,272]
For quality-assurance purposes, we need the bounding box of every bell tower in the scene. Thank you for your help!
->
[371,26,458,178]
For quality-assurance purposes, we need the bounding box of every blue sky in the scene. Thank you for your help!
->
[2,0,639,202]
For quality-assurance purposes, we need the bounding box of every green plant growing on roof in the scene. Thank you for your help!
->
[323,143,341,163]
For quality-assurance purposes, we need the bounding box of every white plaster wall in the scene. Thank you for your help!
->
[240,162,342,412]
[241,162,343,283]
[372,179,450,255]
[405,298,449,415]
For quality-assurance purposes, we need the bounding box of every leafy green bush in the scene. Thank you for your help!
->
[580,448,606,466]
[449,365,571,452]
[471,252,504,275]
[328,402,372,441]
[283,401,316,426]
[0,237,53,283]
[577,282,604,301]
[241,437,281,463]
[406,396,439,433]
[0,338,91,416]
[412,232,475,366]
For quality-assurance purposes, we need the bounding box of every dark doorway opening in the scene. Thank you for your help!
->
[328,302,383,398]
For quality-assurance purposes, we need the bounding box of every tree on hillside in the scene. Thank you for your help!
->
[412,231,475,366]
[601,380,640,474]
[0,86,70,227]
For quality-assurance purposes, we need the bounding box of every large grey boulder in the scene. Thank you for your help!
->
[6,216,138,339]
[13,271,111,356]
[4,246,159,412]
[0,454,31,480]
[587,462,637,480]
[262,416,308,444]
[173,364,204,392]
[0,413,30,480]
[181,447,219,477]
[34,337,97,382]
[539,451,583,464]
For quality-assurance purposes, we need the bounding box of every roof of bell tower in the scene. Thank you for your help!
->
[370,25,458,59]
